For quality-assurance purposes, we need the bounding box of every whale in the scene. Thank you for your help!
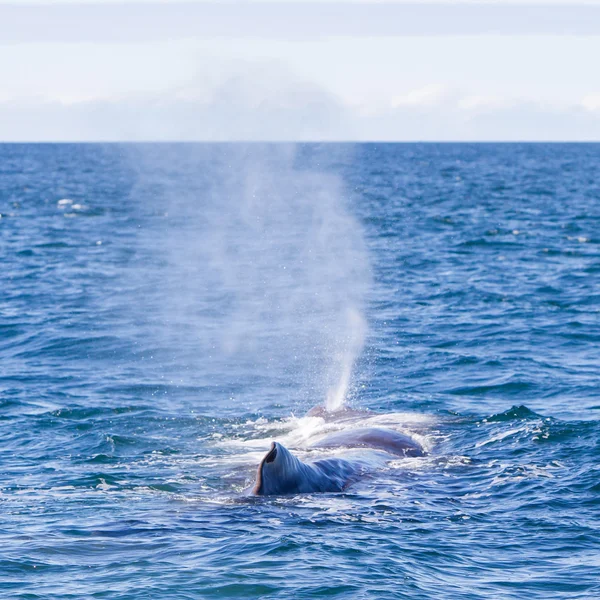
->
[253,441,360,495]
[252,426,424,496]
[311,426,424,457]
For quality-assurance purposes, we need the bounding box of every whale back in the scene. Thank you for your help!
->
[308,458,360,492]
[312,427,424,457]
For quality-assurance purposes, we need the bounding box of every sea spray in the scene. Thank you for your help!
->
[325,306,367,411]
[128,144,370,412]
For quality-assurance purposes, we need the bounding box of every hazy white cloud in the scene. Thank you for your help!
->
[1,3,599,140]
[1,66,599,141]
[391,84,449,108]
[0,67,351,141]
[581,94,600,111]
[457,94,510,111]
[358,99,600,141]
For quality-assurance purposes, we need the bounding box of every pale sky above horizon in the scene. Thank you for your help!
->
[1,1,599,140]
[2,0,600,4]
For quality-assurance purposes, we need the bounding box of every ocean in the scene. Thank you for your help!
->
[1,143,599,599]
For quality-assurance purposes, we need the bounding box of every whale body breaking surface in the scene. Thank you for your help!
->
[252,423,425,496]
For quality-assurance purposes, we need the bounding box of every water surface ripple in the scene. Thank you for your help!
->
[1,143,599,599]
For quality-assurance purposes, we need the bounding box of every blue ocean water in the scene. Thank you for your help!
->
[1,143,599,599]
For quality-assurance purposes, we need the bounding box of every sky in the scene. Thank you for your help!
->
[0,1,599,141]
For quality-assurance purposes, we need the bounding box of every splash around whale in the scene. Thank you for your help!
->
[252,422,425,496]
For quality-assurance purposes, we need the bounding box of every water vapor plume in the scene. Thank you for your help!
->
[129,144,370,412]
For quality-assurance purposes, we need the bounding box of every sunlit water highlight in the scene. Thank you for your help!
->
[1,143,599,599]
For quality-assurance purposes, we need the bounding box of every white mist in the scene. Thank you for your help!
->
[131,144,370,411]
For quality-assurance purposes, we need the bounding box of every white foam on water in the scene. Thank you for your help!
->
[207,409,437,477]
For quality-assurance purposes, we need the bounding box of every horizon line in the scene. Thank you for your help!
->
[1,140,599,144]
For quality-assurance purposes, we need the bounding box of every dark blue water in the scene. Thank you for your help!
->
[1,143,599,599]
